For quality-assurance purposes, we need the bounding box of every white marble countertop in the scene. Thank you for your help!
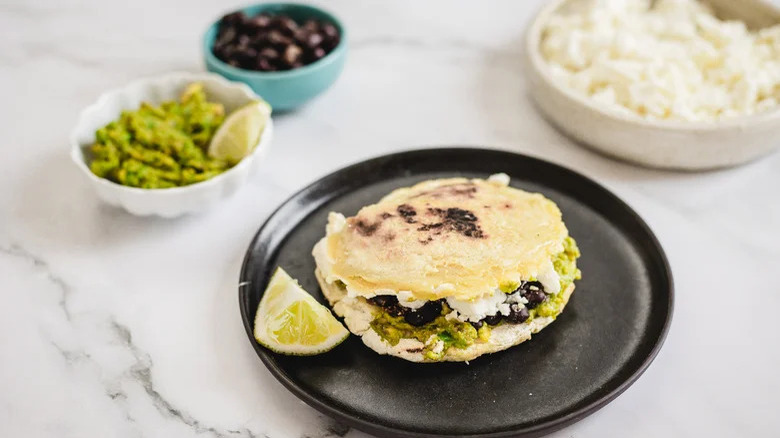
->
[2,0,780,437]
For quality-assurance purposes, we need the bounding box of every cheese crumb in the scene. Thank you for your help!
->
[487,173,511,186]
[541,0,780,121]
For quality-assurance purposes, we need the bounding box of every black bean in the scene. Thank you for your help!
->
[293,29,308,44]
[216,44,237,62]
[267,30,290,49]
[523,290,547,309]
[506,304,530,324]
[213,42,228,56]
[236,34,250,48]
[369,295,398,307]
[309,47,326,61]
[520,281,544,292]
[484,314,502,326]
[321,23,338,39]
[271,59,289,70]
[403,312,424,326]
[220,12,247,28]
[213,10,339,71]
[277,16,299,36]
[248,35,264,49]
[470,320,484,330]
[258,47,277,59]
[304,32,324,49]
[283,44,303,65]
[256,58,275,71]
[403,300,442,327]
[324,36,340,51]
[247,14,271,31]
[215,27,237,47]
[368,295,407,317]
[235,47,258,65]
[301,19,320,33]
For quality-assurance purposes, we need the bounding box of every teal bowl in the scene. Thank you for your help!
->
[203,3,347,111]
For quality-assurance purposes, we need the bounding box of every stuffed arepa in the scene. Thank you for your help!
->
[312,173,581,362]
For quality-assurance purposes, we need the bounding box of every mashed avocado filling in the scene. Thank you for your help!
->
[369,305,490,360]
[368,236,581,358]
[532,236,581,318]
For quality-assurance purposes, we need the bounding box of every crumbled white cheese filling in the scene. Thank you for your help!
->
[537,259,561,295]
[447,288,530,322]
[487,172,511,186]
[446,288,510,322]
[397,290,428,310]
[541,0,780,121]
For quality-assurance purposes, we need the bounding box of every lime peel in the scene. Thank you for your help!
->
[254,267,348,355]
[208,100,271,164]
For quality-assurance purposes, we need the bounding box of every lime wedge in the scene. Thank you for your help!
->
[208,100,271,164]
[254,268,349,355]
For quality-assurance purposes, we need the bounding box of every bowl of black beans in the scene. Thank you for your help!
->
[204,3,346,111]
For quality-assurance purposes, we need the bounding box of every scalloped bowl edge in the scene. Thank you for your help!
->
[69,71,274,217]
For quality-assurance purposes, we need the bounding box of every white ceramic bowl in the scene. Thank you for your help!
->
[524,0,780,171]
[70,72,273,217]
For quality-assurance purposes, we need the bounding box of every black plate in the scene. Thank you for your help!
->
[239,148,673,438]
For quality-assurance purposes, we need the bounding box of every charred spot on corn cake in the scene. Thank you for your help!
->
[354,210,400,237]
[417,222,443,232]
[397,204,417,223]
[420,207,486,239]
[354,218,381,236]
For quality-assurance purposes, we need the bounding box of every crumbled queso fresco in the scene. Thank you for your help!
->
[541,0,780,121]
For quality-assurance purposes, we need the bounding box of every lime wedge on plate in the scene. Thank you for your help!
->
[254,267,349,355]
[208,100,271,164]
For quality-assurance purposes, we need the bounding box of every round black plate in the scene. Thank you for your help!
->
[239,148,673,438]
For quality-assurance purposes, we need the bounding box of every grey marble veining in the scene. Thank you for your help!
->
[2,0,780,437]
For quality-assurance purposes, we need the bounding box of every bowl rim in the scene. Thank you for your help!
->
[203,2,347,80]
[525,0,780,132]
[69,71,273,195]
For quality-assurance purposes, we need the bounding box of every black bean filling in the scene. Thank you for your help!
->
[367,281,549,329]
[368,296,443,327]
[520,281,547,309]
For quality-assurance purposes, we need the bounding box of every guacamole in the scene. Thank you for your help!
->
[533,236,581,318]
[369,236,581,357]
[89,83,229,189]
[369,304,489,360]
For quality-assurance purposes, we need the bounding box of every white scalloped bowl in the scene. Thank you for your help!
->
[70,72,273,217]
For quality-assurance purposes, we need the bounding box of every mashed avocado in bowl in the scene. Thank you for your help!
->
[71,73,275,216]
[88,83,231,189]
[88,81,271,190]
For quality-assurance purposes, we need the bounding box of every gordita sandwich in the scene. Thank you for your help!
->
[312,173,581,362]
